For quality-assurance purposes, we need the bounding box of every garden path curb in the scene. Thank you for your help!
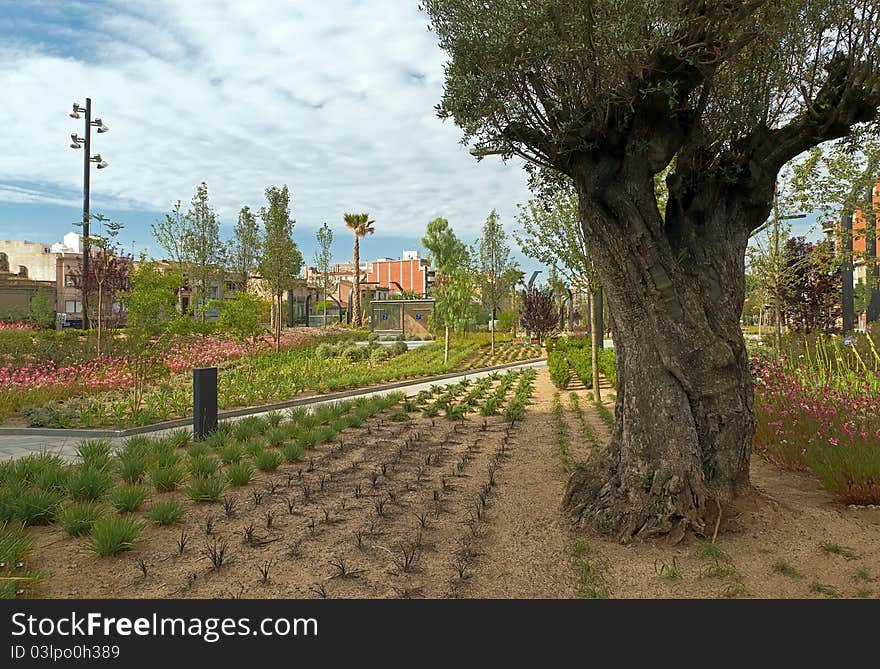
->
[0,358,547,439]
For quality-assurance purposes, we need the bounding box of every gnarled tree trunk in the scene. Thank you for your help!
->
[564,160,761,541]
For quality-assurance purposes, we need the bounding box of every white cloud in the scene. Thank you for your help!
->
[0,1,531,241]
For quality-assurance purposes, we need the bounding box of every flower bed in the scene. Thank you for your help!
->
[752,336,880,505]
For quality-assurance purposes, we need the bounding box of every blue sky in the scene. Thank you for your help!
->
[0,0,537,271]
[0,1,824,278]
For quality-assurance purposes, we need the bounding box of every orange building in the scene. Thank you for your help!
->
[365,251,433,296]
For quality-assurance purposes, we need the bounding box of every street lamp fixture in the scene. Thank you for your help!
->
[68,97,109,330]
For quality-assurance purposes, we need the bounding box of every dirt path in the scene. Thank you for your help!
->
[460,371,579,598]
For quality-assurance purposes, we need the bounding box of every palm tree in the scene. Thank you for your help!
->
[343,212,375,327]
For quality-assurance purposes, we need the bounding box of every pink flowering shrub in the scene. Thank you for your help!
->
[0,321,38,330]
[0,328,315,423]
[752,354,880,504]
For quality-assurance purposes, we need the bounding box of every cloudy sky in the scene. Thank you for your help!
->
[0,0,537,269]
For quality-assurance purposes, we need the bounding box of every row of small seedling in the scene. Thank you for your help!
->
[473,344,543,368]
[3,394,407,569]
[568,392,599,451]
[479,370,519,416]
[502,368,537,423]
[552,392,573,473]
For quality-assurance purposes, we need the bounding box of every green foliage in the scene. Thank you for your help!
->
[515,185,598,293]
[226,462,255,486]
[121,260,182,333]
[0,523,43,598]
[259,184,303,345]
[187,475,224,502]
[110,483,150,513]
[229,204,262,290]
[188,455,220,479]
[65,465,113,502]
[145,499,186,526]
[148,462,186,492]
[597,349,617,388]
[548,350,570,389]
[88,515,145,556]
[28,287,56,329]
[216,291,266,344]
[253,448,282,472]
[9,487,63,526]
[57,501,105,536]
[76,439,113,471]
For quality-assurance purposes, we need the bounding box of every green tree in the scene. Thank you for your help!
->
[229,205,261,293]
[343,213,375,327]
[478,209,516,353]
[423,0,880,539]
[422,219,474,363]
[314,222,335,327]
[151,200,187,310]
[516,184,602,397]
[120,259,183,410]
[259,185,303,349]
[183,182,225,321]
[215,291,266,384]
[28,287,55,330]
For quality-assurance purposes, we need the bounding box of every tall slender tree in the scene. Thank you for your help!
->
[343,213,375,327]
[183,182,224,321]
[478,209,515,353]
[151,200,187,311]
[314,222,335,327]
[424,0,880,539]
[422,218,472,363]
[230,205,261,293]
[259,185,303,349]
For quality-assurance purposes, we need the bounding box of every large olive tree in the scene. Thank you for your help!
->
[422,0,880,540]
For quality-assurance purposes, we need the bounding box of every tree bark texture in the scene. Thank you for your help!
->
[564,159,760,541]
[352,238,362,327]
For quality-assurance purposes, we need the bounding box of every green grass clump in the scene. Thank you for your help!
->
[88,515,145,556]
[117,442,150,483]
[8,487,63,525]
[145,499,186,526]
[57,501,104,536]
[818,541,858,560]
[65,465,113,502]
[219,443,244,465]
[253,449,283,472]
[110,484,150,513]
[281,443,303,463]
[772,560,802,578]
[163,429,191,449]
[655,557,682,580]
[226,462,256,487]
[76,439,113,470]
[188,455,220,479]
[265,428,288,448]
[186,442,211,459]
[148,462,186,492]
[0,523,43,599]
[809,581,840,598]
[187,476,224,502]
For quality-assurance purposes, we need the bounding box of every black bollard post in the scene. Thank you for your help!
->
[193,367,218,440]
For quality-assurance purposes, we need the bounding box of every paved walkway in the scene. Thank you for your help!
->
[0,360,546,462]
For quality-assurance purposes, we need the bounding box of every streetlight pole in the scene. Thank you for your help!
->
[69,98,109,330]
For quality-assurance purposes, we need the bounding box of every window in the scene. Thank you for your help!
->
[65,273,80,287]
[18,266,27,278]
[64,301,83,314]
[0,252,7,273]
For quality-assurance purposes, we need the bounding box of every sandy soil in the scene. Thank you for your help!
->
[26,369,880,599]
